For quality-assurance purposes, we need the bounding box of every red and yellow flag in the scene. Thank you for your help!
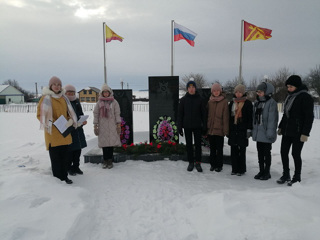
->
[243,21,272,42]
[106,25,123,43]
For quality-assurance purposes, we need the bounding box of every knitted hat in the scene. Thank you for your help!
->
[49,76,62,88]
[234,84,245,94]
[256,82,267,92]
[64,84,76,101]
[211,83,222,93]
[186,80,197,89]
[285,75,302,88]
[64,84,76,93]
[100,84,113,96]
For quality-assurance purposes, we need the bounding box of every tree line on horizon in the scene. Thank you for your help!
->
[180,65,320,103]
[2,65,320,103]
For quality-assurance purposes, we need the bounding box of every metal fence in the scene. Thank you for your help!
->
[0,102,319,119]
[0,102,150,113]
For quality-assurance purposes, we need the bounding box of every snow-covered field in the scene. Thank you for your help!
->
[1,110,320,240]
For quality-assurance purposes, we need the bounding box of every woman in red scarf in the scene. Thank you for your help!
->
[228,84,253,176]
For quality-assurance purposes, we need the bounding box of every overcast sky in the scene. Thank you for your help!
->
[1,0,319,93]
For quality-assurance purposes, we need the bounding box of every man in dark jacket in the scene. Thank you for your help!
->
[178,80,207,172]
[277,75,314,186]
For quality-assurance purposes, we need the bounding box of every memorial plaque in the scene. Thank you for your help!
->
[149,76,179,143]
[113,89,133,145]
[197,88,211,104]
[197,88,211,148]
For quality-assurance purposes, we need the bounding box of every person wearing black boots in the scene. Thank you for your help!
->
[252,82,278,180]
[277,75,314,186]
[228,84,253,176]
[64,84,87,176]
[178,80,207,172]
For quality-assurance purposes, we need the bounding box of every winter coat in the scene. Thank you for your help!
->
[252,83,279,143]
[228,98,253,147]
[278,84,314,137]
[37,90,72,150]
[69,99,87,151]
[93,98,121,148]
[206,93,229,136]
[177,92,207,130]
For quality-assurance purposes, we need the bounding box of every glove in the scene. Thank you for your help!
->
[277,129,282,136]
[246,130,252,139]
[116,123,121,135]
[178,127,183,137]
[300,134,308,142]
[65,119,74,128]
[94,124,99,136]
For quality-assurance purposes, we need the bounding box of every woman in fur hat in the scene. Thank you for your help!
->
[277,75,314,186]
[206,83,229,172]
[93,84,121,169]
[37,76,78,184]
[64,84,87,176]
[252,82,278,180]
[228,84,253,176]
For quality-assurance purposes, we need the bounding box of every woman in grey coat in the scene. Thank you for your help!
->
[93,84,121,169]
[252,82,278,180]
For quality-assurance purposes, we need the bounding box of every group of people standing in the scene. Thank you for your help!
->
[177,75,314,186]
[37,75,314,187]
[37,77,121,184]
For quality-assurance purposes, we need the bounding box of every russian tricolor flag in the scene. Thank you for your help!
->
[174,22,197,47]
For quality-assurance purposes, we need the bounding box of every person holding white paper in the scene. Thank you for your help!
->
[64,84,87,176]
[37,76,77,184]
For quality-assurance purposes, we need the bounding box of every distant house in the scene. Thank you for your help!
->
[78,87,100,103]
[0,85,25,104]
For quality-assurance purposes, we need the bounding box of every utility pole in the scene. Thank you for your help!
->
[35,82,38,98]
[120,79,124,89]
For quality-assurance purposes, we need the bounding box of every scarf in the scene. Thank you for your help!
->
[99,96,114,118]
[283,90,307,118]
[40,88,78,134]
[209,94,224,102]
[232,97,246,125]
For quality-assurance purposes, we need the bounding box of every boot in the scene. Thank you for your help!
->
[260,165,271,180]
[277,172,291,184]
[254,163,264,180]
[65,177,73,184]
[74,167,83,175]
[287,174,301,186]
[107,159,113,169]
[102,160,108,169]
[195,162,203,172]
[187,162,194,172]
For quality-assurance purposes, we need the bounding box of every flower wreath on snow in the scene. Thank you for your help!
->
[120,117,130,145]
[152,116,178,143]
[115,141,186,156]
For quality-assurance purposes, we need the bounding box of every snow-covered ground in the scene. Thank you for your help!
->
[1,110,320,240]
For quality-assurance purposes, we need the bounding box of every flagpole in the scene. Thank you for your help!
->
[239,19,244,84]
[103,22,107,84]
[171,20,174,76]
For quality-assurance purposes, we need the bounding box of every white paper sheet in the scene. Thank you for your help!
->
[53,115,68,134]
[78,115,89,124]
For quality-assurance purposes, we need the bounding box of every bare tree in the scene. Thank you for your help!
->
[268,67,292,103]
[305,64,320,102]
[180,73,209,90]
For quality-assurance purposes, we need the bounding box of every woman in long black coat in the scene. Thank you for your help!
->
[64,85,87,175]
[277,75,314,186]
[228,84,253,176]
